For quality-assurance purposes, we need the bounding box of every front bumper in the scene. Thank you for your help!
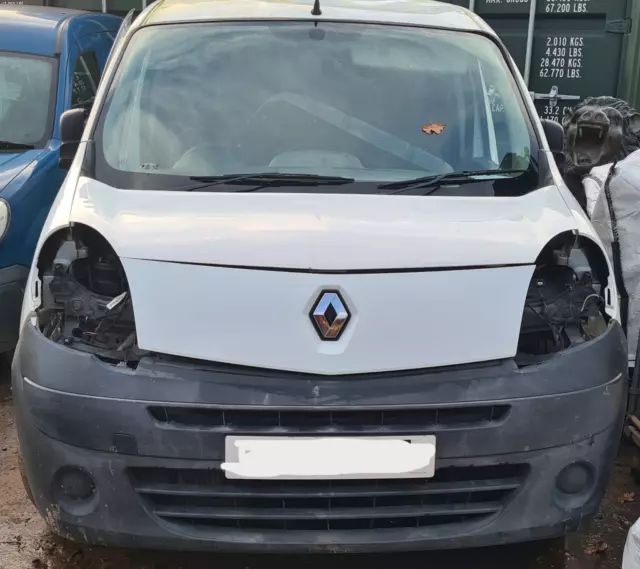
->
[0,264,28,353]
[12,321,628,553]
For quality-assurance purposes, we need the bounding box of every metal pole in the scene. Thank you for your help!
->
[523,0,537,87]
[101,0,107,13]
[468,0,476,12]
[142,0,147,8]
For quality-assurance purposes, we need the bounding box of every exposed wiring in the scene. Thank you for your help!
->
[580,293,601,314]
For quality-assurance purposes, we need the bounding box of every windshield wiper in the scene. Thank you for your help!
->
[377,169,530,195]
[0,141,35,151]
[182,173,355,192]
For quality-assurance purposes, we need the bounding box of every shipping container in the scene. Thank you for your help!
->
[2,0,638,117]
[448,0,634,124]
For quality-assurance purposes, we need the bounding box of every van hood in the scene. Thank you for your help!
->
[67,179,580,374]
[73,179,578,270]
[0,151,42,194]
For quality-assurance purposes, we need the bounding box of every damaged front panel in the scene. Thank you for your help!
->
[516,235,609,366]
[36,226,146,366]
[33,224,612,373]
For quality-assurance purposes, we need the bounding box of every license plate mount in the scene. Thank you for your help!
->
[223,435,436,480]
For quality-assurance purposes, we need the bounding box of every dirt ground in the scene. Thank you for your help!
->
[2,360,640,569]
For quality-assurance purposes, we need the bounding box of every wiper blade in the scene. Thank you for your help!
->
[190,173,355,183]
[0,141,35,151]
[183,173,355,192]
[378,169,529,195]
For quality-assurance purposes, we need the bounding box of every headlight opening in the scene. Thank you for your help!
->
[516,234,610,366]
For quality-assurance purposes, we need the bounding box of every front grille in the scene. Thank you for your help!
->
[148,405,510,434]
[129,464,527,533]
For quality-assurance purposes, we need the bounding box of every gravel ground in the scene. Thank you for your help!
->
[1,358,639,569]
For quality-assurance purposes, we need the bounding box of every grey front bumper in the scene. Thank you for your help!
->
[12,321,629,552]
[0,264,28,353]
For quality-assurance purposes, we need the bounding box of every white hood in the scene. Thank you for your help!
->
[73,179,577,270]
[65,179,579,375]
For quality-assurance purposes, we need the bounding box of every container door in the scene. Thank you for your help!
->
[49,0,145,14]
[105,0,145,18]
[451,0,630,122]
[49,0,104,11]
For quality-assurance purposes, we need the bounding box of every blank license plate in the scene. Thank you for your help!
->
[222,435,436,480]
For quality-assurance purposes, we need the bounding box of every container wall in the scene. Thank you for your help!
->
[618,0,640,113]
[0,0,147,15]
[451,0,631,121]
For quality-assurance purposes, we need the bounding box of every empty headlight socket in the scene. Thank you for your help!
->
[35,223,146,367]
[516,232,611,365]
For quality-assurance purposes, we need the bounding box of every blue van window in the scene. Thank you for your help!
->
[72,51,101,108]
[0,53,54,147]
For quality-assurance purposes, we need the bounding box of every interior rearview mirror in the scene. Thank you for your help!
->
[59,108,87,171]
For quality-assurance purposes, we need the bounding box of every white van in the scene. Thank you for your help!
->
[13,0,628,553]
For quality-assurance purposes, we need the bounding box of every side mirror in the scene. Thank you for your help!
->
[540,118,565,154]
[540,118,566,170]
[59,108,87,170]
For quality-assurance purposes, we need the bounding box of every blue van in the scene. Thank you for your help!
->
[0,6,122,357]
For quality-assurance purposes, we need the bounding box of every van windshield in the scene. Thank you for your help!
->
[0,52,54,148]
[96,22,540,193]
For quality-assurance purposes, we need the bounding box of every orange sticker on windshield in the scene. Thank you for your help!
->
[422,123,446,135]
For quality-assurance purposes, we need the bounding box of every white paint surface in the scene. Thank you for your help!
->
[122,259,534,374]
[72,179,576,271]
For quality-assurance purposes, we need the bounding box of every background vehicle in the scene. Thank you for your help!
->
[0,6,121,357]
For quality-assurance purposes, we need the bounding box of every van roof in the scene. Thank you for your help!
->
[139,0,492,35]
[0,5,120,56]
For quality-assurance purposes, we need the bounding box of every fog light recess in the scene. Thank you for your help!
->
[52,466,99,516]
[556,462,594,495]
[554,462,596,509]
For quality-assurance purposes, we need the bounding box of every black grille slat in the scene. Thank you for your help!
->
[133,477,522,499]
[130,464,527,534]
[182,514,486,531]
[130,464,526,487]
[148,406,510,432]
[145,490,501,510]
[153,502,503,521]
